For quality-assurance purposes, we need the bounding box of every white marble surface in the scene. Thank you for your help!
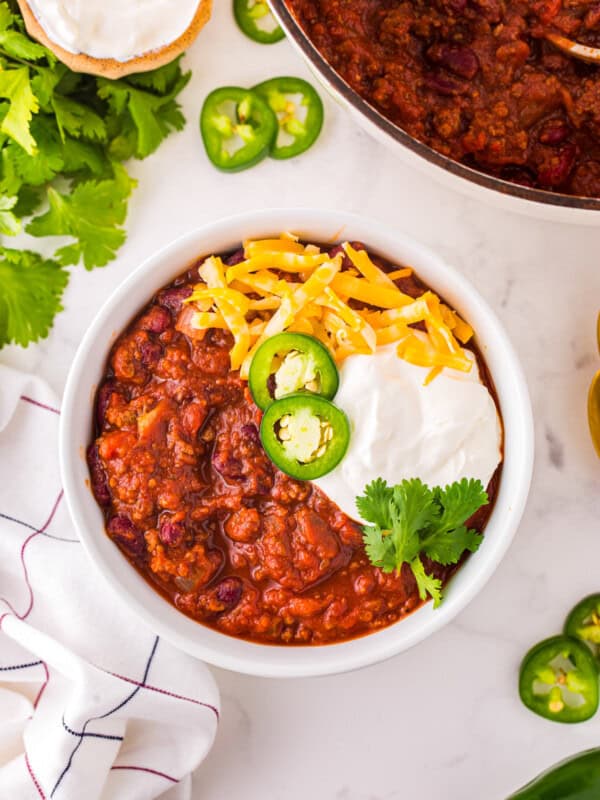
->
[4,2,600,797]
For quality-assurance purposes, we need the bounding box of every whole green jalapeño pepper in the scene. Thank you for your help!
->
[200,87,278,172]
[565,594,600,659]
[233,0,285,44]
[253,77,324,159]
[249,332,339,411]
[519,635,599,723]
[507,748,600,800]
[260,393,350,480]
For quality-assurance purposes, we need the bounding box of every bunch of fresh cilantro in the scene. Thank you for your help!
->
[0,0,190,348]
[357,477,488,607]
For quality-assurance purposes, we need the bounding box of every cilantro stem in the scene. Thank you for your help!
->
[0,48,46,71]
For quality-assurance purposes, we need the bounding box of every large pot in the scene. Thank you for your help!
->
[270,0,600,224]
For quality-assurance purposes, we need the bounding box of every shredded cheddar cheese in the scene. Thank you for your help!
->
[178,235,474,380]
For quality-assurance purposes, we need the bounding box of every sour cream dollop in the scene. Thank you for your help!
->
[314,346,503,521]
[28,0,200,61]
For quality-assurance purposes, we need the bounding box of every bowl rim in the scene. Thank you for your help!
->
[269,0,600,212]
[59,208,534,678]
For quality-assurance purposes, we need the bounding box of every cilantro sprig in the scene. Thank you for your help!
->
[0,1,190,348]
[357,477,488,607]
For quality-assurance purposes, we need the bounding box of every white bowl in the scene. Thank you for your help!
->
[59,209,534,678]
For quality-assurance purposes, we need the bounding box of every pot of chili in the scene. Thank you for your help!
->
[268,0,600,220]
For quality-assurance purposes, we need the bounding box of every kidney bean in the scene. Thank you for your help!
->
[426,44,479,79]
[159,518,185,546]
[240,423,260,444]
[538,118,570,146]
[157,285,192,313]
[140,340,162,367]
[224,248,245,266]
[354,572,376,596]
[424,72,469,96]
[215,577,243,609]
[108,514,144,556]
[212,452,244,480]
[87,443,111,507]
[139,305,171,334]
[96,381,116,429]
[204,328,233,348]
[328,241,366,270]
[536,143,577,188]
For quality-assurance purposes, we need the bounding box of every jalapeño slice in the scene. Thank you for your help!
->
[200,87,278,172]
[233,0,285,44]
[260,394,350,480]
[565,594,600,660]
[249,332,339,411]
[519,635,599,723]
[252,77,324,159]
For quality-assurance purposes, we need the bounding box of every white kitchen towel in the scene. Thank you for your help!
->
[0,364,220,800]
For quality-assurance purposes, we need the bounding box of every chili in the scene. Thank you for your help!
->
[519,635,599,723]
[507,748,600,800]
[565,594,600,659]
[248,332,338,410]
[234,0,285,44]
[252,77,324,159]
[200,87,278,172]
[260,393,350,479]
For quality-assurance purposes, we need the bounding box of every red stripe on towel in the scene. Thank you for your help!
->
[111,765,178,783]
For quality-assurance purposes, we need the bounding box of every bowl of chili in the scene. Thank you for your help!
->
[59,208,534,677]
[269,0,600,222]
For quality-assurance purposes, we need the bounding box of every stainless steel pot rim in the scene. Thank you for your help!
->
[270,0,600,212]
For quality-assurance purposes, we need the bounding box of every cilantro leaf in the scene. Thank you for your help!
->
[0,66,38,153]
[356,477,392,527]
[4,116,64,184]
[51,94,107,142]
[12,183,43,216]
[0,193,19,234]
[422,524,483,566]
[358,476,488,608]
[0,24,49,62]
[411,557,443,608]
[0,247,68,347]
[98,69,190,158]
[391,479,437,546]
[30,66,62,107]
[62,137,109,178]
[26,163,136,269]
[0,2,13,30]
[432,478,488,535]
[0,1,45,67]
[362,525,396,572]
[387,492,422,566]
[126,57,185,94]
